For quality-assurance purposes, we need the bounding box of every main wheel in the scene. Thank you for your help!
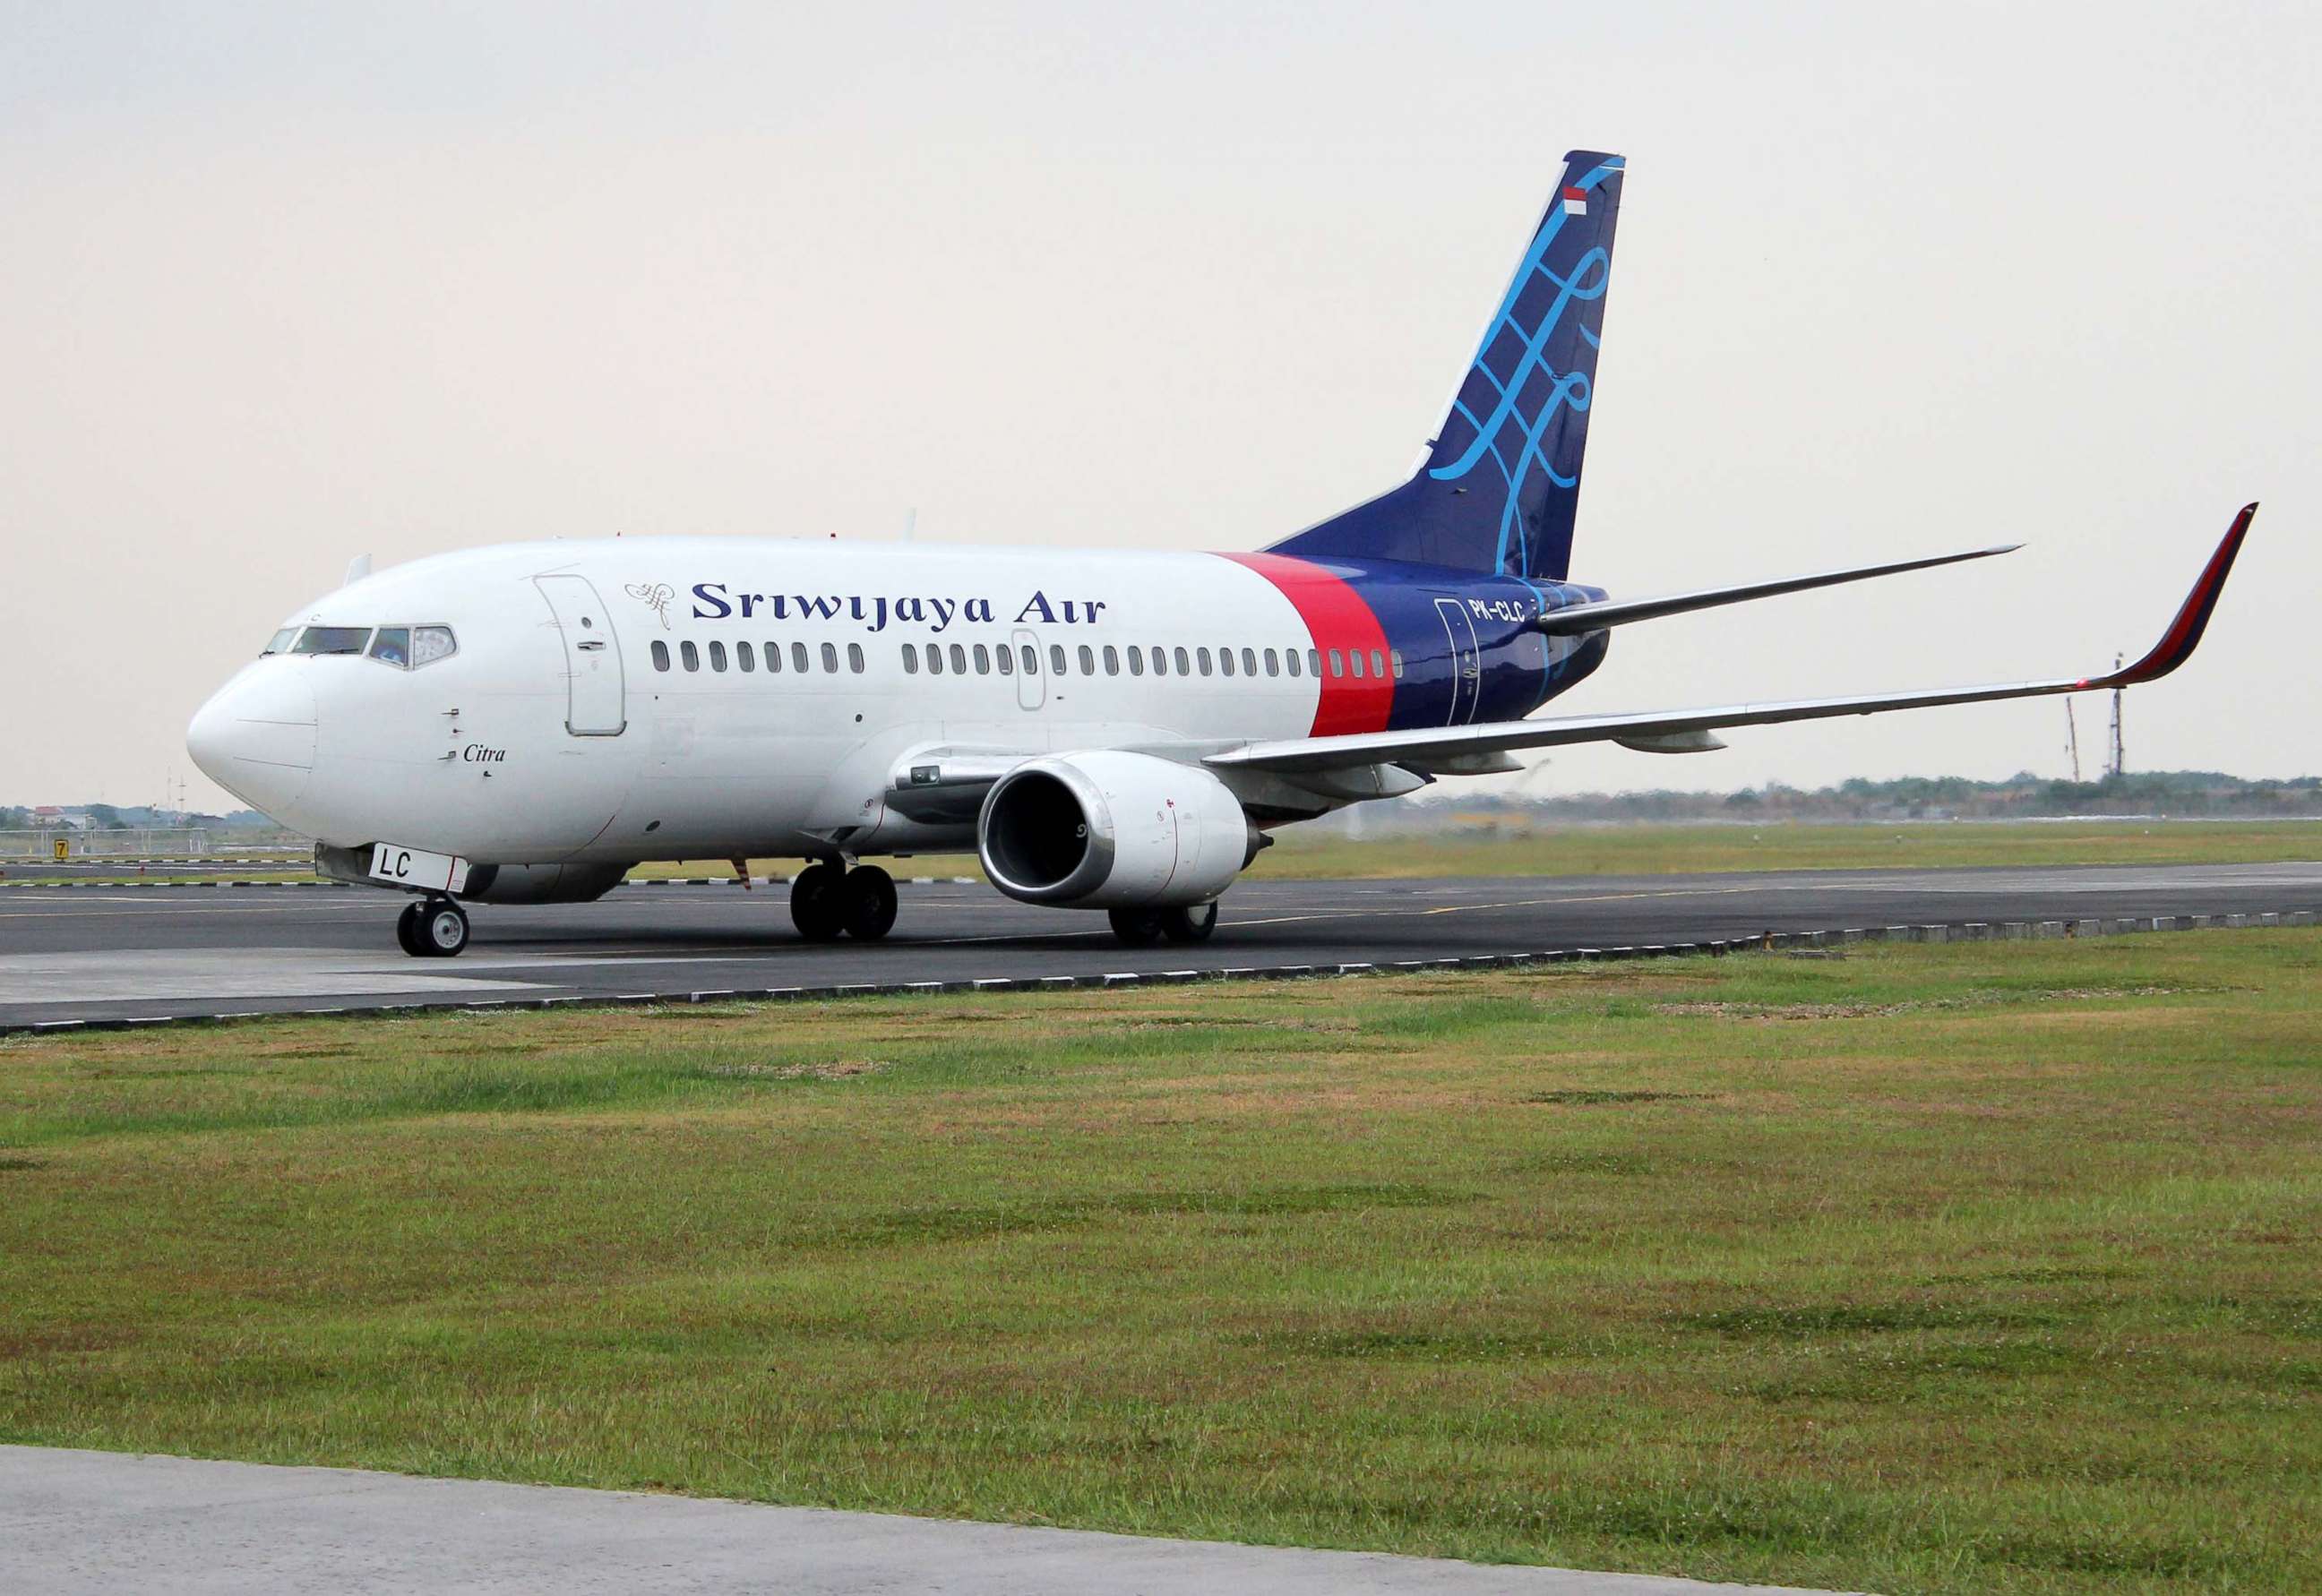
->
[790,862,846,941]
[839,865,899,940]
[1160,901,1219,943]
[395,900,427,957]
[419,898,470,957]
[1107,907,1166,947]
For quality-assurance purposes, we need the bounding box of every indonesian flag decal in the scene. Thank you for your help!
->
[1561,184,1588,217]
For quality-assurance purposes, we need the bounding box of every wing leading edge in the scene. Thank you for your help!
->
[1208,504,2257,777]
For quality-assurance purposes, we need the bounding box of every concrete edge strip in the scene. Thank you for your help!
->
[4,909,2313,1037]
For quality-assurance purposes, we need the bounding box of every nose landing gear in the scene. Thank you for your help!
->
[790,862,898,942]
[395,896,471,957]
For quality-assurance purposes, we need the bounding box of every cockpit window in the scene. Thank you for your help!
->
[411,625,457,666]
[292,626,372,656]
[280,622,456,669]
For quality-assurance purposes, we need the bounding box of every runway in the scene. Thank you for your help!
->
[4,861,2319,1032]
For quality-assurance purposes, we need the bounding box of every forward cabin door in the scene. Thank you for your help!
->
[534,575,627,735]
[1432,596,1483,725]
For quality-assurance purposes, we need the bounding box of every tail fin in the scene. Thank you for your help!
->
[1268,150,1625,583]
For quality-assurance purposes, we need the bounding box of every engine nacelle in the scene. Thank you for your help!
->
[979,751,1259,909]
[457,862,627,905]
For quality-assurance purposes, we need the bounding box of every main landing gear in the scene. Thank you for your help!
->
[395,895,470,958]
[1107,901,1218,948]
[790,862,898,942]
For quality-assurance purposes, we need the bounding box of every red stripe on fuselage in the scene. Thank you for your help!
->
[1216,552,1394,736]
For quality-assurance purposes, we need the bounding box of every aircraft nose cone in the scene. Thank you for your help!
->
[187,665,316,818]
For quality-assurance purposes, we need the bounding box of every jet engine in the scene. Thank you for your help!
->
[978,751,1260,910]
[457,862,627,905]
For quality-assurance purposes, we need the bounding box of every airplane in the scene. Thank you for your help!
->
[185,150,2257,959]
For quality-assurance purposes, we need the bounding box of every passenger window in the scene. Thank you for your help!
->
[1058,644,1074,675]
[262,628,298,656]
[821,641,839,674]
[1349,649,1364,679]
[1286,648,1301,678]
[651,640,671,672]
[292,626,371,656]
[1307,648,1321,677]
[949,643,967,674]
[1149,647,1165,677]
[766,640,783,673]
[926,643,944,675]
[978,643,995,674]
[1329,649,1344,677]
[710,640,728,672]
[848,642,864,674]
[996,643,1013,674]
[1389,649,1404,679]
[1076,644,1093,674]
[738,641,756,673]
[1174,647,1190,675]
[681,640,701,672]
[1126,646,1142,676]
[411,626,456,666]
[1242,648,1257,676]
[1264,648,1279,677]
[1218,648,1234,677]
[791,641,808,673]
[1198,647,1212,676]
[1020,644,1037,674]
[1371,649,1386,678]
[368,627,410,667]
[903,642,919,674]
[1104,645,1121,675]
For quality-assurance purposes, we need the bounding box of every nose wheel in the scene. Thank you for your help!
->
[395,896,471,958]
[790,862,898,941]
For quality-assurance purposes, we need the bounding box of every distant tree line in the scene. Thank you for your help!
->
[1423,770,2322,825]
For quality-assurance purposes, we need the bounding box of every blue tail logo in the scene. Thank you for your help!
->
[1268,151,1625,584]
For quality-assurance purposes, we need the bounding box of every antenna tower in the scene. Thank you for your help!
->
[2106,655,2126,778]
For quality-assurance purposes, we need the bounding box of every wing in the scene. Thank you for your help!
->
[1534,543,2019,636]
[1208,504,2255,777]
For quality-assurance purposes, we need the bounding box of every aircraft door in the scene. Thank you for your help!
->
[1011,628,1044,711]
[534,575,627,736]
[1432,596,1483,725]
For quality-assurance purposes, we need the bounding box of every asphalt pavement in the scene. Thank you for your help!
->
[4,862,2318,1030]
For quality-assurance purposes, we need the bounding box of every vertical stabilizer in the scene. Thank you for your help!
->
[1268,151,1625,582]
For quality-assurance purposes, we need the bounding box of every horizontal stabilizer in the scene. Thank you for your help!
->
[1535,544,2018,636]
[1208,504,2255,777]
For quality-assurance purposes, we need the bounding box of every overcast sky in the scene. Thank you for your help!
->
[4,1,2315,811]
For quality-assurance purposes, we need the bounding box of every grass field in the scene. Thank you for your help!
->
[4,932,2318,1592]
[6,819,2309,888]
[621,819,2322,887]
[1247,818,2322,879]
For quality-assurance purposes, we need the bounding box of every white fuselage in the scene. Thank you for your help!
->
[190,537,1422,866]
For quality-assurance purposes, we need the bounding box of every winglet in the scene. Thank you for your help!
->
[2089,503,2257,689]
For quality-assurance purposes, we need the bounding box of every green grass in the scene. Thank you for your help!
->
[1249,818,2322,878]
[625,819,2321,886]
[4,935,2319,1592]
[15,819,2306,888]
